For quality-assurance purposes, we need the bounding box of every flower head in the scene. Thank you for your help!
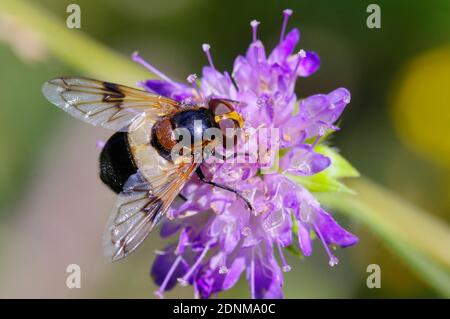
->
[134,9,358,299]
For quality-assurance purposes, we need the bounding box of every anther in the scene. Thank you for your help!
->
[132,51,174,83]
[202,43,216,70]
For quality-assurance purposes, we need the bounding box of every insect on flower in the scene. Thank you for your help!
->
[42,77,253,261]
[42,8,359,299]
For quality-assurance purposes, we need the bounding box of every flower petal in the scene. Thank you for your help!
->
[248,251,283,299]
[201,67,237,98]
[280,116,307,147]
[245,40,267,65]
[232,56,259,93]
[314,209,359,247]
[295,51,320,77]
[175,227,191,255]
[160,220,181,238]
[298,88,351,138]
[269,28,300,65]
[142,80,192,102]
[194,256,229,299]
[222,256,246,290]
[281,145,331,175]
[297,221,313,256]
[151,245,188,291]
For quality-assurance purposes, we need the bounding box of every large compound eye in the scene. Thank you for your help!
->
[209,99,242,129]
[209,99,235,117]
[209,99,241,149]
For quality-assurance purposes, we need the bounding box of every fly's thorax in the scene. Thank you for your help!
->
[170,108,216,144]
[169,108,220,161]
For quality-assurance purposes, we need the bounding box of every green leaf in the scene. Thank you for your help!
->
[287,173,355,194]
[316,178,450,298]
[314,144,360,179]
[287,214,302,258]
[286,244,303,258]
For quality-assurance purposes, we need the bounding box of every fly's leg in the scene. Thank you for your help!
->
[195,166,253,211]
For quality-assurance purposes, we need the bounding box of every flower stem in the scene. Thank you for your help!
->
[317,177,450,297]
[0,0,151,86]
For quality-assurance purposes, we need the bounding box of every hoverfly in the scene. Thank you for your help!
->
[42,77,251,261]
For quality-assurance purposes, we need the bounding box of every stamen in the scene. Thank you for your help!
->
[178,241,213,286]
[318,126,326,138]
[296,220,307,253]
[280,9,293,43]
[202,43,216,70]
[313,223,339,267]
[219,254,229,274]
[219,265,229,274]
[311,131,323,147]
[250,20,260,43]
[132,51,174,83]
[277,240,292,272]
[250,251,256,299]
[187,73,197,83]
[187,73,204,101]
[298,49,307,58]
[253,45,260,66]
[292,49,306,76]
[154,255,183,299]
[241,226,251,236]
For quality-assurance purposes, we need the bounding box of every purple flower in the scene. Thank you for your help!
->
[133,9,358,299]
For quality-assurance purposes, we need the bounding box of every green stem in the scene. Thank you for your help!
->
[317,178,450,297]
[1,0,151,86]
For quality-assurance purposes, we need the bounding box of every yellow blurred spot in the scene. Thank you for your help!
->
[283,133,292,141]
[392,46,450,169]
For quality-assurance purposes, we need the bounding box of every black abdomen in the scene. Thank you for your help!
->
[99,132,137,193]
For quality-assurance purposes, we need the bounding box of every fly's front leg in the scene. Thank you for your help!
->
[195,166,253,211]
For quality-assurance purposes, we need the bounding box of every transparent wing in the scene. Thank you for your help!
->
[103,162,198,261]
[42,77,180,131]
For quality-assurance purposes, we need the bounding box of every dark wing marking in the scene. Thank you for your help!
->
[42,77,180,131]
[103,162,198,261]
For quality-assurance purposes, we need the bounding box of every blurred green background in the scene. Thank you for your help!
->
[0,0,449,298]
